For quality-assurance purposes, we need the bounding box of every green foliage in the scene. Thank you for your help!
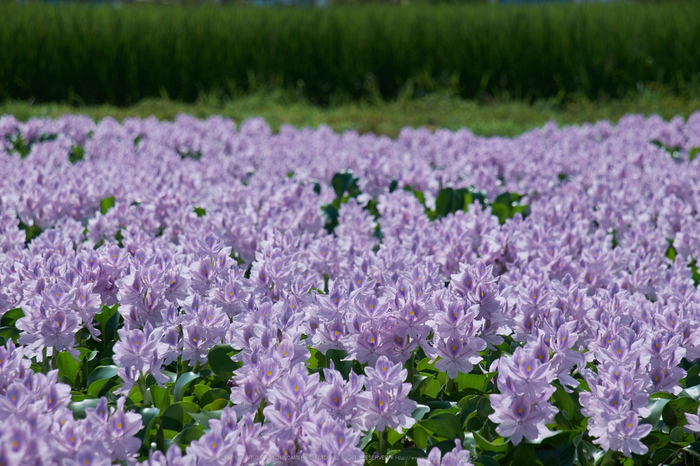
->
[69,145,85,163]
[423,187,527,223]
[1,4,700,105]
[207,344,240,382]
[100,196,116,215]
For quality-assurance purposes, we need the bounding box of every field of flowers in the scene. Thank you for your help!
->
[1,112,700,465]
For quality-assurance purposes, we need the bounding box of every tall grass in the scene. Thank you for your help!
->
[0,3,699,105]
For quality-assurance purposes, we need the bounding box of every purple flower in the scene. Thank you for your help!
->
[433,336,485,379]
[489,394,552,445]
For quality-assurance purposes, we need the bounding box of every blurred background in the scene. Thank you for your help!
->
[0,0,698,136]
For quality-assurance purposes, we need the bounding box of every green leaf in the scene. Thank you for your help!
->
[645,398,671,428]
[0,326,20,345]
[331,172,359,198]
[193,384,210,402]
[477,396,495,423]
[325,348,354,379]
[173,372,200,403]
[387,428,405,446]
[534,431,577,466]
[411,405,430,422]
[552,383,575,420]
[670,425,691,443]
[666,244,677,261]
[136,407,160,445]
[87,378,110,397]
[409,425,429,450]
[57,352,81,386]
[662,397,700,428]
[455,373,495,393]
[175,401,200,413]
[434,188,467,219]
[686,365,700,388]
[86,365,119,388]
[416,357,436,372]
[650,447,677,466]
[162,403,185,431]
[358,428,375,451]
[100,196,115,215]
[476,455,501,466]
[419,413,464,440]
[193,206,206,217]
[69,145,85,164]
[641,430,669,451]
[387,447,427,466]
[68,398,100,419]
[172,427,205,447]
[189,410,223,429]
[201,388,228,406]
[97,304,120,345]
[0,308,24,327]
[684,442,700,458]
[689,147,700,162]
[94,304,117,329]
[207,344,238,381]
[203,398,229,411]
[490,203,510,224]
[151,385,171,412]
[473,431,509,453]
[422,377,442,398]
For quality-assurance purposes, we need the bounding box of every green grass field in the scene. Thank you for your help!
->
[3,91,699,138]
[2,3,699,105]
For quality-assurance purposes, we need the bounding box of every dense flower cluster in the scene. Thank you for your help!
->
[0,341,143,465]
[1,112,700,463]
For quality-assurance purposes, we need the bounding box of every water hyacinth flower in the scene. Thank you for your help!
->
[4,112,700,464]
[417,439,473,466]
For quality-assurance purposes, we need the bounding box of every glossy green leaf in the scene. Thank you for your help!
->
[331,172,359,199]
[162,403,185,432]
[0,326,20,344]
[151,385,171,412]
[68,398,100,419]
[189,410,223,430]
[193,384,210,402]
[684,442,700,458]
[686,365,700,389]
[136,407,160,445]
[201,388,228,406]
[552,384,575,420]
[176,401,200,413]
[172,427,204,447]
[57,352,81,386]
[662,397,700,428]
[100,196,115,214]
[207,344,238,381]
[422,376,441,398]
[455,373,495,393]
[419,413,464,440]
[476,396,495,423]
[411,405,430,422]
[86,365,119,388]
[641,430,669,451]
[87,378,110,397]
[0,308,24,327]
[473,432,509,453]
[203,398,229,411]
[173,372,200,403]
[387,447,427,466]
